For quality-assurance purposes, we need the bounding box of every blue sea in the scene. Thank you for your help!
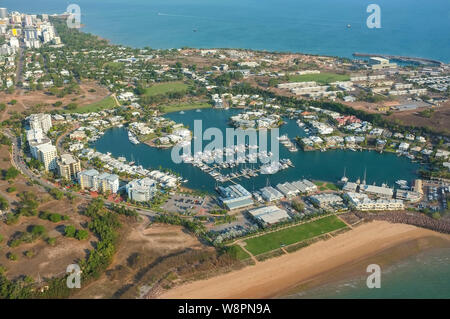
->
[4,0,450,62]
[286,248,450,299]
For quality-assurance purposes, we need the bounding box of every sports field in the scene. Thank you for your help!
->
[161,102,211,113]
[144,82,189,96]
[244,215,347,255]
[64,95,117,114]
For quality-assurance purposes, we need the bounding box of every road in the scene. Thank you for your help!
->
[2,128,158,218]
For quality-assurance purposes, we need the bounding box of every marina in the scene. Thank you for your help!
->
[91,108,421,193]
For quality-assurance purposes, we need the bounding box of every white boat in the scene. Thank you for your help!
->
[260,162,281,175]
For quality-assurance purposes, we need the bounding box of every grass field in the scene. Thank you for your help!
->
[161,102,211,113]
[228,245,251,260]
[244,215,347,256]
[144,82,189,97]
[289,72,350,85]
[314,181,340,191]
[64,96,117,114]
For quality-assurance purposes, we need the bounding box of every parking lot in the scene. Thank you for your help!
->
[422,182,449,212]
[162,194,217,215]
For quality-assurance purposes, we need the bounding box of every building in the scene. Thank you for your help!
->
[36,144,58,171]
[291,179,318,194]
[309,193,343,208]
[0,8,8,19]
[78,169,119,194]
[27,113,52,133]
[369,57,397,70]
[126,177,157,202]
[359,184,394,198]
[276,182,299,198]
[345,192,404,211]
[97,173,120,194]
[78,169,99,190]
[218,184,254,210]
[260,186,284,202]
[27,129,52,159]
[395,190,422,203]
[57,154,81,180]
[248,206,291,227]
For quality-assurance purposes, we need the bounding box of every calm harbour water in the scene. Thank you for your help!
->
[91,108,420,193]
[5,0,450,62]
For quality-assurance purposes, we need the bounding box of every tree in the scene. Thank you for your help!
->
[291,200,305,212]
[64,225,77,238]
[49,214,62,223]
[76,230,89,241]
[2,167,20,180]
[7,253,18,261]
[49,188,64,200]
[0,196,8,210]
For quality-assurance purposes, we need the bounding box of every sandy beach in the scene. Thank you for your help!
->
[157,221,450,299]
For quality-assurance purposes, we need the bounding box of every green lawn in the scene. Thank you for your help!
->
[228,245,251,260]
[244,215,347,256]
[144,82,189,97]
[289,72,350,85]
[64,96,117,114]
[161,102,212,113]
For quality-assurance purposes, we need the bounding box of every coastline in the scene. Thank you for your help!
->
[156,221,450,299]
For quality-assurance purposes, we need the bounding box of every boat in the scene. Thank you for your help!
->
[278,135,289,142]
[179,111,185,114]
[396,180,409,189]
[260,162,281,175]
[296,119,304,127]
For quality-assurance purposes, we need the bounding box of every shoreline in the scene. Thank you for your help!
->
[156,221,450,299]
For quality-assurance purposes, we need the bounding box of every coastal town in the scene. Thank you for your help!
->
[0,8,449,299]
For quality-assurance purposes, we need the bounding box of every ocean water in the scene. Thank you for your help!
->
[286,248,450,299]
[5,0,450,62]
[91,108,420,193]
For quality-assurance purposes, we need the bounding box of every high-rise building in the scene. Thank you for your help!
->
[0,8,8,19]
[36,144,58,171]
[27,113,52,133]
[10,12,21,24]
[126,178,157,202]
[78,169,99,190]
[57,154,81,180]
[97,173,120,194]
[24,15,33,27]
[26,128,52,159]
[78,170,119,194]
[24,28,37,40]
[9,37,19,48]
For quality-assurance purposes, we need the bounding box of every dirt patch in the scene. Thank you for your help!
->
[385,100,450,135]
[0,81,109,121]
[70,220,205,299]
[0,211,95,281]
